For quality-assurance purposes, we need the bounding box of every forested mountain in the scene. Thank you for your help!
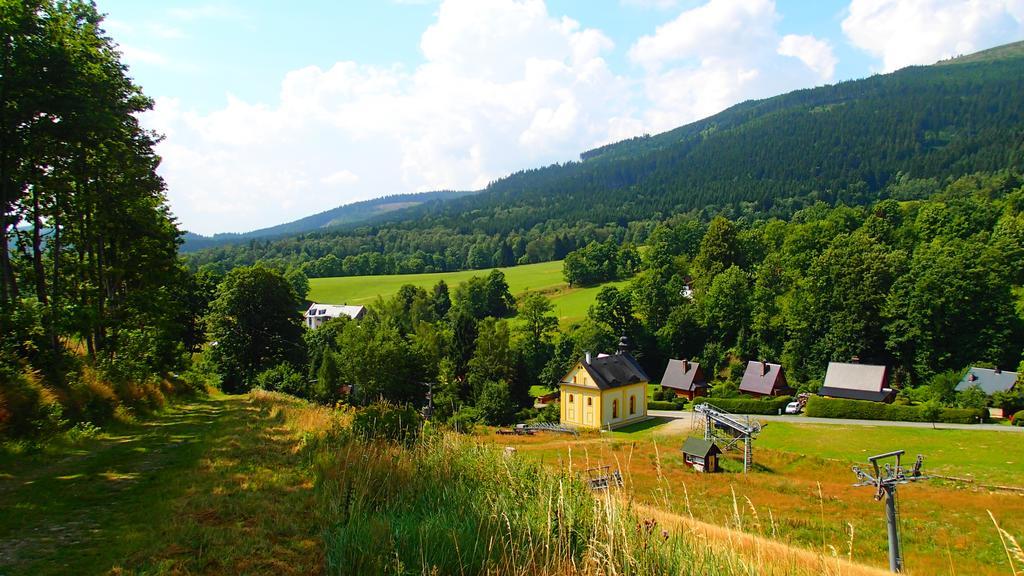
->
[180,190,475,252]
[187,41,1024,276]
[180,188,475,251]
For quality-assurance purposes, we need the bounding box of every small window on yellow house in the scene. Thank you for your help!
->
[612,399,618,418]
[569,394,574,404]
[587,397,592,406]
[629,395,636,415]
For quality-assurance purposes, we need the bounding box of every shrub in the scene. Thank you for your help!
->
[256,363,307,397]
[648,400,680,410]
[805,396,987,423]
[536,402,560,423]
[1012,410,1024,426]
[699,395,792,415]
[352,401,423,444]
[447,406,481,434]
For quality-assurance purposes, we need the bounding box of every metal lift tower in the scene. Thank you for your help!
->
[851,450,927,573]
[693,403,763,473]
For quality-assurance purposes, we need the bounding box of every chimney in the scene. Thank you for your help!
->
[682,358,689,372]
[585,351,592,365]
[850,356,861,364]
[969,373,977,382]
[761,360,768,376]
[995,366,1002,374]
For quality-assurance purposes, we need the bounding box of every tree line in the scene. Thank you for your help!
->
[200,171,1023,426]
[0,1,205,437]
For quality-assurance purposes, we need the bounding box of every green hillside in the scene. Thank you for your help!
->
[188,40,1024,276]
[307,260,624,325]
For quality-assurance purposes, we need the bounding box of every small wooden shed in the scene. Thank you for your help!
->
[682,437,722,473]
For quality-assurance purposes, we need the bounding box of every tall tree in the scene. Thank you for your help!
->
[206,265,305,392]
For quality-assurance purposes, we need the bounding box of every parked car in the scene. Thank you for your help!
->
[784,401,802,414]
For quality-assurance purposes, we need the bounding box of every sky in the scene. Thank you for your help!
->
[97,0,1024,235]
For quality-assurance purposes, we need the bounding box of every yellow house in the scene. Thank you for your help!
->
[559,350,649,429]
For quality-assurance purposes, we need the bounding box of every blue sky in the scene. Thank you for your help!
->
[98,1,1024,234]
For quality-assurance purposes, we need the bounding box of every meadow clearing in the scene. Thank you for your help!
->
[307,260,626,325]
[484,417,1024,575]
[4,392,1021,575]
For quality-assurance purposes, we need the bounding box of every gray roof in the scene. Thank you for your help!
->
[818,386,896,403]
[955,367,1018,396]
[739,361,790,395]
[682,437,721,458]
[660,359,707,392]
[823,362,888,392]
[578,352,650,390]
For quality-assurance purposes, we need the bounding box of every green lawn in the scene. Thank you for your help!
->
[308,260,625,325]
[756,421,1024,485]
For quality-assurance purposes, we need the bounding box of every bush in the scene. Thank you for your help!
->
[352,401,423,444]
[448,406,481,434]
[536,402,560,423]
[805,396,987,423]
[648,400,680,410]
[699,395,792,415]
[256,363,307,397]
[1012,410,1024,426]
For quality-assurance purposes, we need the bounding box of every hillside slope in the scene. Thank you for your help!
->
[186,41,1024,272]
[180,190,475,252]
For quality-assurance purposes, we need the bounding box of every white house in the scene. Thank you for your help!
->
[304,303,366,329]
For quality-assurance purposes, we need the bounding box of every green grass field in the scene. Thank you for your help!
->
[492,417,1024,575]
[756,422,1023,485]
[308,260,625,325]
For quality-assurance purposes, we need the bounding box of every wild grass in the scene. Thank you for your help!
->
[0,392,339,575]
[488,423,1024,575]
[313,426,890,575]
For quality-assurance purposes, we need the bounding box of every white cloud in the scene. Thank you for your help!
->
[778,34,837,81]
[321,170,360,186]
[119,45,171,67]
[620,0,683,9]
[628,0,835,132]
[147,0,633,234]
[842,0,1024,72]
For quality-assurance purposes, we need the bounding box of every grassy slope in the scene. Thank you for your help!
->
[490,419,1024,575]
[308,260,625,325]
[0,392,334,575]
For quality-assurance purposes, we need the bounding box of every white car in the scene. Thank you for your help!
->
[784,401,802,414]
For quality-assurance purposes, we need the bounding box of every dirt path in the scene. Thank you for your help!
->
[0,393,329,576]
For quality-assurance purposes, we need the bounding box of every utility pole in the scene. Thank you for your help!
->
[852,450,927,573]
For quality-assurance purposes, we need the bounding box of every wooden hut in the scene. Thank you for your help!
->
[682,437,722,473]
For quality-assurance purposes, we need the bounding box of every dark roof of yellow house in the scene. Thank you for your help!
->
[573,352,649,390]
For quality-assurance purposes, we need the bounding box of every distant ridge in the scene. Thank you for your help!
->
[186,39,1024,271]
[180,190,476,252]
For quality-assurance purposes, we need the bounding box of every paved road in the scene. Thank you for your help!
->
[647,409,1024,434]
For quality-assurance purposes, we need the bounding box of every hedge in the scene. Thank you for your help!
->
[805,396,987,424]
[1012,410,1024,426]
[648,400,681,411]
[697,396,793,415]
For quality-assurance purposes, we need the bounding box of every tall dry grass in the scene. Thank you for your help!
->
[312,426,893,576]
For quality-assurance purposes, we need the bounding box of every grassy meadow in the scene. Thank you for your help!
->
[308,260,626,325]
[485,418,1024,575]
[0,392,337,575]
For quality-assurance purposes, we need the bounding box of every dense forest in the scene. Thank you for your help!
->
[185,42,1024,277]
[217,172,1024,430]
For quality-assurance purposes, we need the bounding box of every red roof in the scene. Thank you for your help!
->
[739,361,790,395]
